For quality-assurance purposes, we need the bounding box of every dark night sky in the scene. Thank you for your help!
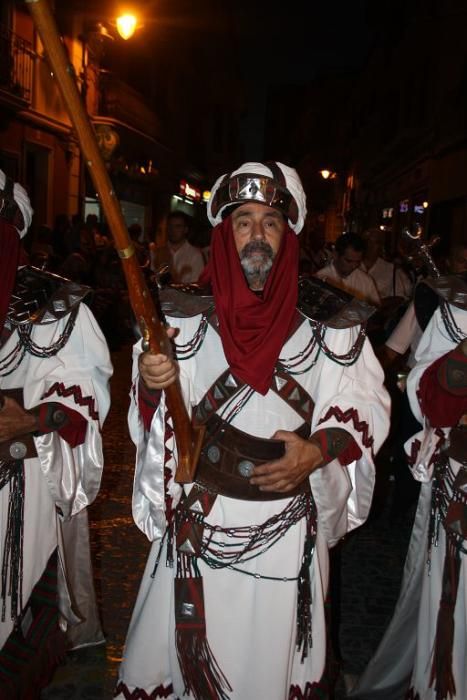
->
[101,0,376,163]
[235,0,372,82]
[232,0,373,158]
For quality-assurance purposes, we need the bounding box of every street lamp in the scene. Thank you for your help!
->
[319,169,337,180]
[116,13,138,40]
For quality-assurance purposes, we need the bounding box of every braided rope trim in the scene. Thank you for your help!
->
[41,381,99,421]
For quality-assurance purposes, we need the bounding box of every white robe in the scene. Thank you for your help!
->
[0,302,112,649]
[118,313,390,700]
[349,304,467,700]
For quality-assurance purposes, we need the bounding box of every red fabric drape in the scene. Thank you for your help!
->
[199,217,299,395]
[418,349,467,427]
[0,220,20,334]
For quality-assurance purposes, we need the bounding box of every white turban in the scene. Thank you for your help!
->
[0,169,33,238]
[207,161,307,234]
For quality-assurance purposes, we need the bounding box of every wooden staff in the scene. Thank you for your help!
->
[26,0,203,483]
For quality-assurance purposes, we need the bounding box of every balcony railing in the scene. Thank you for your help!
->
[97,70,160,139]
[0,25,34,104]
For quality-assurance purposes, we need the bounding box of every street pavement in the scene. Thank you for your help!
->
[41,343,415,699]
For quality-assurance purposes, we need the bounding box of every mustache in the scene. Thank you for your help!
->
[240,240,274,260]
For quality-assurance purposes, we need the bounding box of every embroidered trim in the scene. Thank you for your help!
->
[164,414,175,519]
[406,438,422,467]
[319,405,374,456]
[114,682,175,699]
[41,382,98,421]
[289,680,330,699]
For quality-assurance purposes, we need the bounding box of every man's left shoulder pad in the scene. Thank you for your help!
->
[297,276,376,329]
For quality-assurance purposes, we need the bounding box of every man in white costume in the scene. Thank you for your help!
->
[315,233,381,307]
[361,228,412,302]
[0,171,112,696]
[116,162,390,700]
[350,274,467,700]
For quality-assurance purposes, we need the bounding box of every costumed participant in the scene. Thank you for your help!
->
[116,161,390,700]
[349,274,467,700]
[0,170,112,697]
[315,232,381,307]
[361,227,412,302]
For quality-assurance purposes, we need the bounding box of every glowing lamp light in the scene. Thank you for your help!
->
[202,190,211,202]
[116,14,138,40]
[320,169,337,180]
[422,201,429,209]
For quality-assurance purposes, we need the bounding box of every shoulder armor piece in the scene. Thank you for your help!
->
[297,276,376,328]
[158,283,214,318]
[414,273,467,330]
[8,266,91,326]
[421,273,467,310]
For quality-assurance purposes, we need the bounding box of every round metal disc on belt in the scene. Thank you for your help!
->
[9,441,27,460]
[207,445,221,463]
[237,460,254,478]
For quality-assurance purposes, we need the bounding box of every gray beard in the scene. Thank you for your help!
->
[240,241,274,290]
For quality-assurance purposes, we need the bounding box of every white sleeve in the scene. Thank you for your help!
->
[385,301,417,355]
[28,303,113,518]
[309,327,390,544]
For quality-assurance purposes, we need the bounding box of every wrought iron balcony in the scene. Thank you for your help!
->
[0,24,34,106]
[97,70,160,139]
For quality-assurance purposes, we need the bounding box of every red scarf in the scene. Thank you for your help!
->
[0,220,20,334]
[199,217,299,395]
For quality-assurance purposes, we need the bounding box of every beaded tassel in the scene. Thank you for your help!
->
[1,461,25,622]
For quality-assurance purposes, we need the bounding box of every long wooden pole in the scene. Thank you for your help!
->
[26,0,203,483]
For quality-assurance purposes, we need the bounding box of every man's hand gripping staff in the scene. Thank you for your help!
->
[26,0,204,483]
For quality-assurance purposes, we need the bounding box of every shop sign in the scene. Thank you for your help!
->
[180,180,201,201]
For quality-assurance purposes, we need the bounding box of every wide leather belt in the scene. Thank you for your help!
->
[0,388,38,463]
[195,414,311,501]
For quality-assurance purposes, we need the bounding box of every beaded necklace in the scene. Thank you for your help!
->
[0,307,78,376]
[440,300,467,343]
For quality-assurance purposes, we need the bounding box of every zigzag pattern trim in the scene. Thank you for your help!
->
[41,381,99,421]
[289,680,329,699]
[114,682,175,699]
[319,405,374,456]
[407,438,422,467]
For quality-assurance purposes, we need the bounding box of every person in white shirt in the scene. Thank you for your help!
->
[151,212,205,284]
[361,227,412,300]
[315,232,381,306]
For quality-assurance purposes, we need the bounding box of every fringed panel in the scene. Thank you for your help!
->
[174,576,231,700]
[0,550,65,700]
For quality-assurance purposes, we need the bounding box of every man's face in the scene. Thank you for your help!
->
[334,246,363,278]
[231,202,286,290]
[167,217,188,246]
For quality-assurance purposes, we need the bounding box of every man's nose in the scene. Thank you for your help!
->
[251,221,266,239]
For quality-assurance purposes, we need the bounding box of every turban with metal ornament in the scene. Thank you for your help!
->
[207,161,307,234]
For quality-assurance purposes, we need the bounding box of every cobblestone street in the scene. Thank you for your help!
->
[41,344,415,699]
